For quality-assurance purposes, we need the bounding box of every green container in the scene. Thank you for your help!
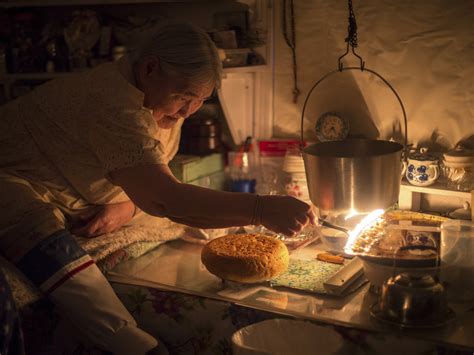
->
[170,153,225,184]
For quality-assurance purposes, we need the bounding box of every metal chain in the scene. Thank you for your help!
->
[282,0,300,103]
[338,0,364,70]
[345,0,358,48]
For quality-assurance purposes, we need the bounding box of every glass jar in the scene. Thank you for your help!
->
[442,146,474,191]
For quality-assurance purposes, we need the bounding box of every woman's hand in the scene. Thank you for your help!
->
[71,201,136,238]
[259,195,315,237]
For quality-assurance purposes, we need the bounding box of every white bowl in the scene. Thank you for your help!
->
[232,318,344,355]
[319,227,348,254]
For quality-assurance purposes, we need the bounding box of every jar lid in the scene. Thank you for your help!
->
[443,146,474,165]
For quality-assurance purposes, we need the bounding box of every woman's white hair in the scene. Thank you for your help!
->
[131,20,222,88]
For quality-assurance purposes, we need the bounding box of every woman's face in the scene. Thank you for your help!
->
[135,57,215,129]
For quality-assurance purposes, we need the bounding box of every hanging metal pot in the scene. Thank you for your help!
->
[300,62,408,215]
[299,0,408,215]
[303,138,404,214]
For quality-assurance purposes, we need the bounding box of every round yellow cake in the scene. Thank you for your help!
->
[201,234,289,283]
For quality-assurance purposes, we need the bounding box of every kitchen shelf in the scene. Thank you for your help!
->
[399,179,472,212]
[223,65,268,73]
[0,72,74,83]
[0,0,274,140]
[0,0,204,8]
[0,65,268,83]
[400,180,471,199]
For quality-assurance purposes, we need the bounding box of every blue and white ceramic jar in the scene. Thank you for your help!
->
[406,148,440,186]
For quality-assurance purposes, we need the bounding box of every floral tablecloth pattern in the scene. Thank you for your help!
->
[112,283,472,355]
[13,279,474,355]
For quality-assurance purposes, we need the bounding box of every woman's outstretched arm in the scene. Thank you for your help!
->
[110,164,314,236]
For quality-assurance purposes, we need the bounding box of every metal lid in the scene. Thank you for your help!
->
[394,273,438,289]
[408,148,438,162]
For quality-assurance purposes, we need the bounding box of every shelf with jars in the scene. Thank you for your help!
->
[0,0,188,7]
[0,63,269,103]
[0,0,272,108]
[397,145,474,217]
[0,64,269,82]
[0,0,275,147]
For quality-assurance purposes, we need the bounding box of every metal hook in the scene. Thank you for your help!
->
[351,46,365,71]
[338,43,365,71]
[337,43,350,71]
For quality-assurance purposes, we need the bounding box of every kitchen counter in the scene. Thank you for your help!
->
[108,239,474,351]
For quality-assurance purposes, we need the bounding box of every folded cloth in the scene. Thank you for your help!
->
[76,213,187,262]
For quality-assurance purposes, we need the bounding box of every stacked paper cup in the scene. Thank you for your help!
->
[282,147,310,203]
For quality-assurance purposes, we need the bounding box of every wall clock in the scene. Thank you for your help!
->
[315,112,349,142]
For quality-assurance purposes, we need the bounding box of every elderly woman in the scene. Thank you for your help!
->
[0,21,313,354]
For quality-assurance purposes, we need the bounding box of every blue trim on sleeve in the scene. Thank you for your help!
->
[16,229,87,287]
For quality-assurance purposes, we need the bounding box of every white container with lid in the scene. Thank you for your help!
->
[443,146,474,168]
[405,147,440,187]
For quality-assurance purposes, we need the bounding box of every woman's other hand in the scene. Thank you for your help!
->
[259,195,315,237]
[71,201,136,238]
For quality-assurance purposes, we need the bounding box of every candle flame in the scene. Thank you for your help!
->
[344,209,385,254]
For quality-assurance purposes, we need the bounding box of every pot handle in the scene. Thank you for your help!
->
[427,163,440,183]
[401,160,407,179]
[299,67,409,161]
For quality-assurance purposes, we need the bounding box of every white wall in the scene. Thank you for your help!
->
[273,0,474,152]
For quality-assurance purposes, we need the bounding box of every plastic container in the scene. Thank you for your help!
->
[440,220,474,302]
[227,151,257,193]
[282,146,309,202]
